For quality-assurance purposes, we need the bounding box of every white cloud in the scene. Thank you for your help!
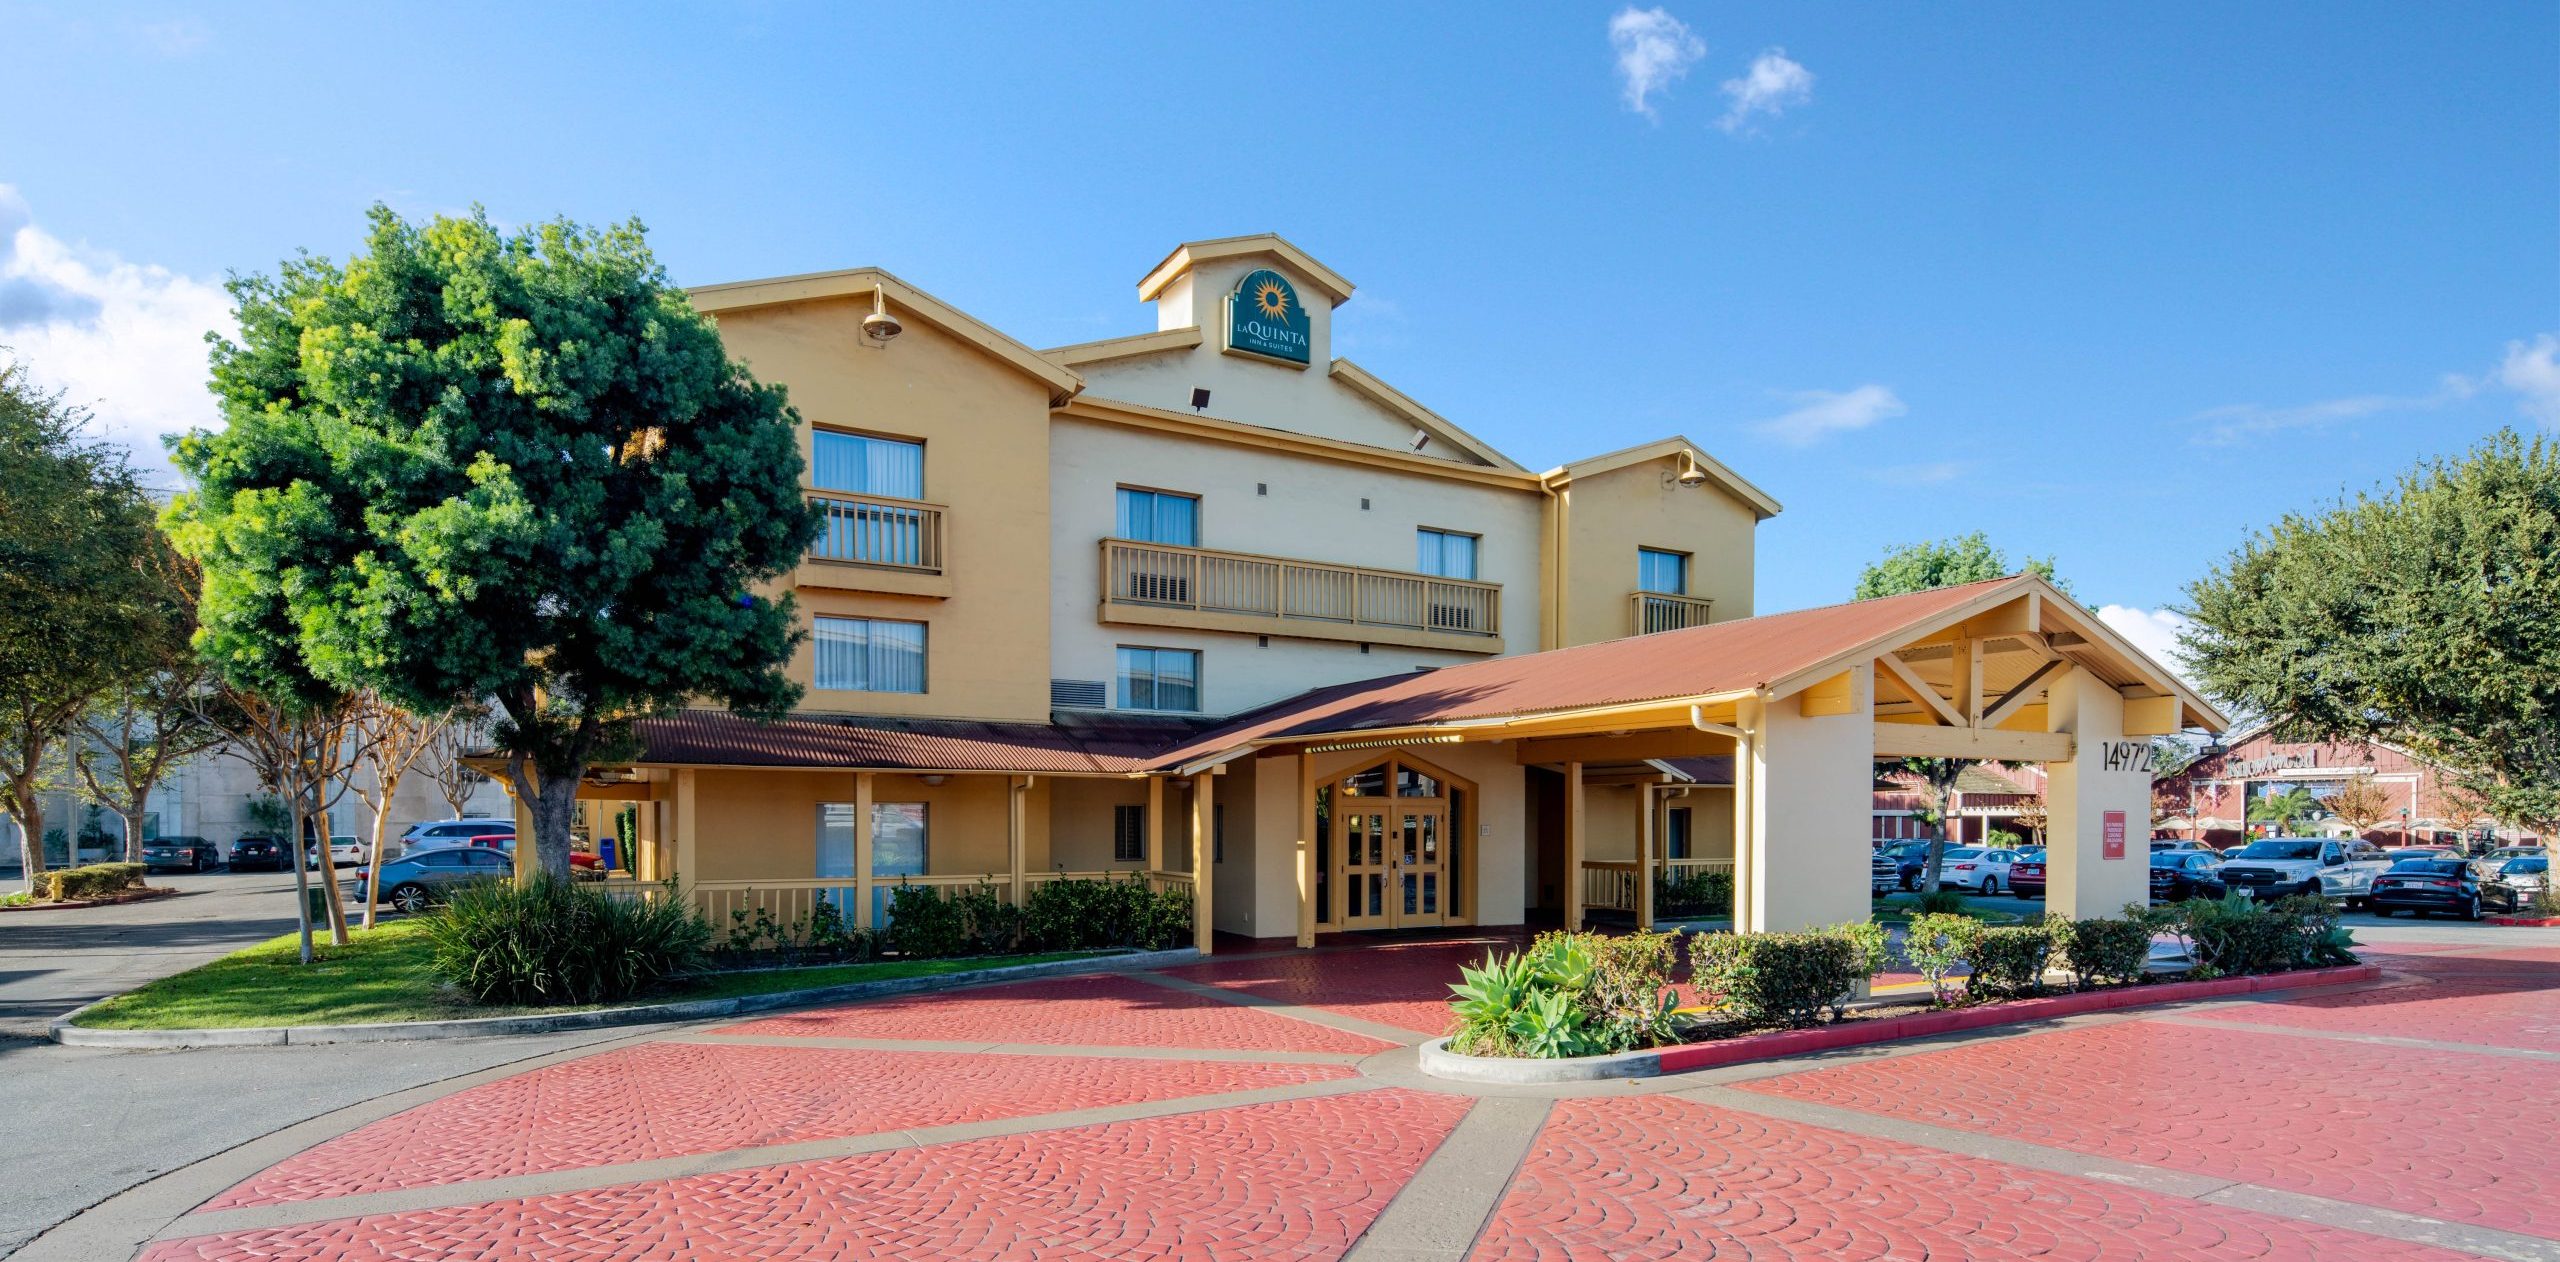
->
[2499,333,2560,428]
[1866,460,1966,485]
[1609,7,1706,119]
[2189,376,2476,446]
[1754,383,1905,445]
[128,17,209,58]
[2097,604,2202,695]
[0,185,232,487]
[1718,49,1814,133]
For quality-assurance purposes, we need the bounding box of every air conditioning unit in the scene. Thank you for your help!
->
[1126,573,1192,605]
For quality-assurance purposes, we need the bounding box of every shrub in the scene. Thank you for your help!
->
[2180,892,2296,976]
[883,883,972,958]
[1654,868,1734,919]
[1904,912,1977,1005]
[2267,893,2358,968]
[39,862,145,901]
[2054,914,2153,989]
[1018,874,1192,953]
[1446,930,1681,1058]
[1691,924,1878,1028]
[715,898,877,967]
[1964,920,2056,998]
[423,876,711,1006]
[1911,887,1969,916]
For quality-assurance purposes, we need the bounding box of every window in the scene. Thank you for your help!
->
[1416,528,1479,579]
[1116,487,1199,546]
[812,431,924,499]
[1638,547,1689,595]
[1117,646,1200,712]
[814,617,927,693]
[1112,804,1145,863]
[818,801,929,924]
[1665,806,1694,860]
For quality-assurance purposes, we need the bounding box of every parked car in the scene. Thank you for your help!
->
[2215,838,2392,905]
[2368,857,2485,920]
[2471,846,2548,882]
[228,835,288,871]
[473,835,605,876]
[2149,849,2226,902]
[2150,839,2216,853]
[304,836,367,869]
[399,818,517,849]
[2486,856,2549,912]
[2010,852,2047,899]
[1939,847,2021,896]
[141,835,221,872]
[1880,840,1935,890]
[1870,851,1900,896]
[353,846,518,914]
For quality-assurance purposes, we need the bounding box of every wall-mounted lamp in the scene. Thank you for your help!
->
[919,774,948,787]
[862,287,903,345]
[1190,387,1211,412]
[1667,451,1709,489]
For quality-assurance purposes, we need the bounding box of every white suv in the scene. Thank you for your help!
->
[400,818,516,849]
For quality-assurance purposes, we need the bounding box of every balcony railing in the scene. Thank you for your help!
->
[807,491,944,573]
[1101,539,1501,641]
[1632,590,1713,635]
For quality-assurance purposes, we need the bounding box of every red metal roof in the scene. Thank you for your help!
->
[1146,579,2010,767]
[634,709,1200,773]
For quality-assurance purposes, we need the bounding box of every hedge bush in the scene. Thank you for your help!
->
[1653,868,1734,919]
[1964,922,2057,998]
[2054,914,2152,989]
[1903,912,1976,1005]
[1691,923,1878,1028]
[40,862,145,901]
[423,876,711,1006]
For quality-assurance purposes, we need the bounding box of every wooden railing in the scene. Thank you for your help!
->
[1632,591,1714,635]
[1102,539,1500,639]
[1579,858,1738,915]
[808,490,944,572]
[692,871,1178,933]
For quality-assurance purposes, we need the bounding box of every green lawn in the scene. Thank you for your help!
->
[1870,891,2030,925]
[73,919,1107,1030]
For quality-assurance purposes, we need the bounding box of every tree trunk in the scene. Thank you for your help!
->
[286,792,315,964]
[121,807,150,868]
[11,792,45,894]
[531,772,581,882]
[308,784,351,946]
[1920,826,1949,895]
[361,785,397,931]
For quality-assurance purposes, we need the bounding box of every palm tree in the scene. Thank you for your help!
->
[2247,785,2319,835]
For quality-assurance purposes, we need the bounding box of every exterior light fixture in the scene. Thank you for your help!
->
[862,287,903,345]
[1190,387,1211,411]
[1674,452,1709,488]
[919,774,947,787]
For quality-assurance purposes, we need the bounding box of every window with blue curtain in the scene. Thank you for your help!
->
[813,617,927,693]
[812,431,925,499]
[1416,528,1479,579]
[1117,646,1201,712]
[1638,547,1689,595]
[1115,487,1198,546]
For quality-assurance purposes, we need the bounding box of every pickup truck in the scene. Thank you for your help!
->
[2213,838,2392,906]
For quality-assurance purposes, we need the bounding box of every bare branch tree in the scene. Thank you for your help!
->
[344,695,447,929]
[197,686,368,958]
[420,708,494,820]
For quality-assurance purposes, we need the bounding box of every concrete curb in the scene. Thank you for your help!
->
[0,885,179,913]
[51,947,1201,1049]
[1417,962,2383,1084]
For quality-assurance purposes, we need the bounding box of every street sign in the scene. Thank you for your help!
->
[2103,810,2127,860]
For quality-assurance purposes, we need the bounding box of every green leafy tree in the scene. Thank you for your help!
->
[1853,532,2068,601]
[2184,431,2560,832]
[169,207,819,881]
[1857,537,2064,891]
[0,357,166,890]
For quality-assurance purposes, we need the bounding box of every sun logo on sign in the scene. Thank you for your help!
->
[1250,275,1292,322]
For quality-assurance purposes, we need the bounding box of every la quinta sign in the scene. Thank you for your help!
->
[1224,268,1311,366]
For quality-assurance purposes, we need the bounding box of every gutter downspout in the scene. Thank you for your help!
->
[1695,701,1757,932]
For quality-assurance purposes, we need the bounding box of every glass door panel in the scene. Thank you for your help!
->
[1394,810,1445,928]
[1340,808,1392,930]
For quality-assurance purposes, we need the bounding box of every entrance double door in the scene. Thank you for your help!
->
[1339,805,1445,930]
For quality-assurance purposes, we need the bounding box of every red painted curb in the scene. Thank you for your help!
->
[1654,963,2381,1073]
[2487,915,2560,927]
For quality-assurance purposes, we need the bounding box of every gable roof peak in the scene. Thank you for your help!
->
[1138,234,1356,306]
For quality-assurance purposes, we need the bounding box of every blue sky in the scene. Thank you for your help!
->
[2,2,2553,663]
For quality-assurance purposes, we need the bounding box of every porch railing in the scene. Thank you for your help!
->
[1102,539,1500,640]
[1632,591,1714,635]
[808,490,945,573]
[1579,858,1738,917]
[690,870,1184,932]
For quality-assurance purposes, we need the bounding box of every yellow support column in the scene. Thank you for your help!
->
[1008,776,1029,910]
[1564,761,1586,933]
[1146,774,1166,875]
[1192,771,1216,955]
[1296,753,1317,949]
[673,769,698,906]
[1638,782,1657,931]
[853,772,875,930]
[511,787,536,884]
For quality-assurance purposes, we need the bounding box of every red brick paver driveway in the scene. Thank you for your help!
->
[120,931,2560,1262]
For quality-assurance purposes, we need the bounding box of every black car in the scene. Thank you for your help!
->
[228,835,288,872]
[141,835,221,872]
[2369,858,2484,920]
[2488,856,2550,912]
[2149,849,2226,901]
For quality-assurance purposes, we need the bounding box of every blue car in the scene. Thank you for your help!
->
[353,846,516,914]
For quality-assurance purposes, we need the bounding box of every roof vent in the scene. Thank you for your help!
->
[1050,678,1107,708]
